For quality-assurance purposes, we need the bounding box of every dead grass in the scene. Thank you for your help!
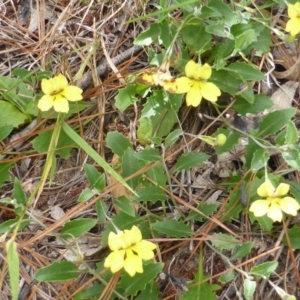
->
[0,0,300,299]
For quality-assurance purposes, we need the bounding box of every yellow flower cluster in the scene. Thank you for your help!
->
[250,180,300,222]
[104,225,156,277]
[38,74,83,113]
[143,60,221,107]
[286,2,300,36]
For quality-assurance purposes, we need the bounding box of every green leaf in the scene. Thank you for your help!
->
[233,94,273,115]
[0,125,13,141]
[84,164,106,190]
[187,202,219,222]
[152,220,193,237]
[118,262,164,296]
[78,188,99,203]
[222,191,243,222]
[218,271,235,283]
[137,117,153,143]
[282,144,300,170]
[121,148,141,188]
[286,120,299,144]
[61,218,97,238]
[211,69,241,95]
[282,226,300,250]
[115,85,138,111]
[235,29,257,51]
[175,152,210,172]
[146,164,167,187]
[231,242,255,260]
[135,281,161,300]
[244,278,256,300]
[165,129,183,147]
[258,108,296,136]
[6,240,19,300]
[210,233,240,250]
[0,218,30,234]
[114,196,136,217]
[135,23,161,46]
[73,282,102,300]
[135,185,165,204]
[0,100,28,127]
[31,129,77,158]
[95,200,107,223]
[34,261,79,282]
[106,131,132,157]
[251,149,270,172]
[250,261,278,278]
[135,147,161,161]
[225,62,265,81]
[13,178,26,205]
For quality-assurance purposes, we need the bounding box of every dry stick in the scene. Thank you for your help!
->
[0,45,143,159]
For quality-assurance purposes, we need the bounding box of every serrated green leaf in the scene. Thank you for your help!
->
[135,281,161,300]
[258,108,296,136]
[235,29,257,51]
[250,261,278,278]
[13,178,26,205]
[187,202,219,222]
[285,120,299,144]
[165,129,183,147]
[61,218,97,238]
[210,233,240,250]
[222,191,243,222]
[6,240,19,300]
[34,261,79,282]
[146,164,167,187]
[233,94,273,116]
[135,185,165,204]
[115,85,138,112]
[152,220,193,238]
[211,69,242,95]
[118,262,164,296]
[137,117,153,143]
[244,278,256,300]
[231,242,255,260]
[106,131,132,157]
[73,282,102,300]
[282,225,300,250]
[78,188,99,203]
[251,149,270,172]
[114,196,136,217]
[84,164,106,190]
[225,62,265,81]
[175,152,210,172]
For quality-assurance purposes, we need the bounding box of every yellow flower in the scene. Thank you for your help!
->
[286,3,300,36]
[104,225,156,277]
[249,180,300,222]
[38,74,83,113]
[171,60,221,107]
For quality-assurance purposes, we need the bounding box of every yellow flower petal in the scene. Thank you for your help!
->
[37,95,54,111]
[174,77,192,94]
[163,80,177,93]
[186,81,202,107]
[267,200,283,222]
[124,225,142,245]
[62,86,83,101]
[142,73,155,85]
[257,180,274,197]
[104,250,125,273]
[199,82,221,102]
[195,63,212,80]
[124,249,143,276]
[131,240,156,260]
[274,183,290,197]
[288,3,300,18]
[249,199,270,217]
[185,60,199,78]
[280,197,300,216]
[53,95,69,113]
[286,17,300,36]
[108,231,124,251]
